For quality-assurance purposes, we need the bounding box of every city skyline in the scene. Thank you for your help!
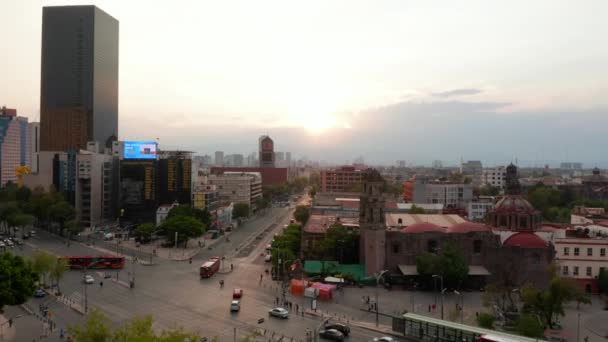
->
[1,0,607,165]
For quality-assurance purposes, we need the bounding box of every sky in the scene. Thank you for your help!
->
[1,0,607,166]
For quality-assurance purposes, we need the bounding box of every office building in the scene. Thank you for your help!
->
[482,166,507,189]
[206,172,262,211]
[461,160,482,175]
[157,150,192,205]
[40,6,119,151]
[215,151,224,166]
[0,107,31,186]
[412,179,473,209]
[29,122,40,173]
[320,166,365,192]
[258,135,275,167]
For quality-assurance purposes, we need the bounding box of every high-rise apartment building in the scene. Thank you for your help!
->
[40,6,119,151]
[215,151,224,166]
[320,166,365,192]
[0,107,31,186]
[206,172,262,211]
[482,166,507,189]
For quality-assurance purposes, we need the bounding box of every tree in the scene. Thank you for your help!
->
[479,185,500,196]
[294,205,310,225]
[65,219,83,236]
[415,252,439,287]
[315,224,359,263]
[476,313,495,329]
[599,268,608,294]
[437,244,469,288]
[255,197,270,211]
[409,205,426,214]
[32,251,57,287]
[133,223,155,243]
[50,257,68,294]
[166,205,211,227]
[516,313,544,338]
[68,308,112,341]
[0,252,38,311]
[232,203,250,219]
[159,215,205,248]
[7,213,34,237]
[48,199,76,233]
[308,186,317,198]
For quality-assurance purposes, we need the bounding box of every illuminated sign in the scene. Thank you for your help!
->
[123,141,157,160]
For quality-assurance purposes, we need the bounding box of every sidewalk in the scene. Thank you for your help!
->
[304,308,396,336]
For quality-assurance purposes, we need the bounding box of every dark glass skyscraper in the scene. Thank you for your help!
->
[40,6,119,151]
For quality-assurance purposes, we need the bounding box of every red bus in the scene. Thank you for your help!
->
[200,257,221,278]
[62,256,126,269]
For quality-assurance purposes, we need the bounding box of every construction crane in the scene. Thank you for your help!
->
[15,165,31,188]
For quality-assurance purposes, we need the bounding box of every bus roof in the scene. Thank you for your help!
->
[200,260,218,268]
[402,313,537,342]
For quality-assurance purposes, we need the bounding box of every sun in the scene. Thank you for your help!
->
[301,113,337,133]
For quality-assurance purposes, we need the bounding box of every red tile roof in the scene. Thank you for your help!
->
[503,232,547,249]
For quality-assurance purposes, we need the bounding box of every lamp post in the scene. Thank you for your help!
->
[454,290,464,323]
[375,270,389,327]
[432,274,444,320]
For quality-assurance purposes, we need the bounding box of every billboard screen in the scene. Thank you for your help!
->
[123,141,157,160]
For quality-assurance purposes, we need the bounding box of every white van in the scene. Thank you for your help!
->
[103,233,114,241]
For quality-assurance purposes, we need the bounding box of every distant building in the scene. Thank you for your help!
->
[210,166,290,186]
[259,135,275,167]
[482,166,507,189]
[156,201,178,226]
[157,151,192,206]
[320,166,365,192]
[206,172,262,211]
[192,184,220,212]
[214,151,224,167]
[286,152,292,166]
[40,6,119,151]
[582,168,608,201]
[467,197,495,222]
[560,162,583,170]
[0,107,31,186]
[461,160,482,175]
[412,180,473,209]
[301,215,359,258]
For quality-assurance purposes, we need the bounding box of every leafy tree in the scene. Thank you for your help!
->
[159,215,205,248]
[232,203,250,219]
[50,257,68,294]
[315,224,359,263]
[166,205,211,226]
[479,185,500,196]
[133,223,155,243]
[7,213,34,237]
[416,252,438,278]
[409,205,426,214]
[68,308,112,341]
[308,186,317,198]
[65,219,84,236]
[294,205,310,225]
[476,313,495,329]
[32,250,57,286]
[437,244,469,288]
[516,313,544,338]
[0,252,38,311]
[48,199,76,232]
[255,197,271,211]
[599,268,608,294]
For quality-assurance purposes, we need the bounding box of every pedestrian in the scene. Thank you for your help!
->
[296,303,299,312]
[60,328,64,339]
[198,240,201,248]
[189,257,192,264]
[428,304,431,312]
[99,281,103,288]
[230,264,234,271]
[276,297,279,305]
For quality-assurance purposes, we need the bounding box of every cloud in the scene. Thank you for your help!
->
[433,88,483,98]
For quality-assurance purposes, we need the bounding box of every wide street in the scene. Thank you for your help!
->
[5,201,608,341]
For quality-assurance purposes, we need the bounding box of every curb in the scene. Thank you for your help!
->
[304,309,396,336]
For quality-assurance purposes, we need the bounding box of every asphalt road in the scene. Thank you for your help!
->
[9,202,394,342]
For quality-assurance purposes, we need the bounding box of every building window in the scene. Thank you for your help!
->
[562,266,568,275]
[587,248,593,256]
[473,240,482,254]
[564,247,569,256]
[601,248,606,257]
[586,267,592,276]
[574,248,580,256]
[392,243,400,254]
[573,266,579,276]
[427,240,438,253]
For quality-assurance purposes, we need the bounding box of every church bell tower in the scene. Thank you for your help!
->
[359,169,387,275]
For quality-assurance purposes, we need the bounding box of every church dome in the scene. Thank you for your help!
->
[447,222,490,234]
[402,222,445,234]
[494,195,537,214]
[503,232,547,249]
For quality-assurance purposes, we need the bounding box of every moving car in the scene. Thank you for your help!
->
[324,323,350,336]
[268,307,289,319]
[6,240,14,247]
[233,288,243,298]
[84,275,95,284]
[34,288,46,298]
[319,329,345,341]
[230,300,240,312]
[371,337,398,342]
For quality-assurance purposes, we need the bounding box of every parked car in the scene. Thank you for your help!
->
[264,254,272,262]
[13,238,23,245]
[29,230,36,237]
[319,329,345,341]
[232,288,243,299]
[0,242,5,248]
[34,288,46,298]
[230,300,240,312]
[371,337,398,342]
[268,307,289,319]
[324,323,350,336]
[6,240,14,247]
[84,275,95,284]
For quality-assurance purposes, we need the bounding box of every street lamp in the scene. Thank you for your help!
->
[432,274,444,320]
[375,270,389,327]
[454,290,464,323]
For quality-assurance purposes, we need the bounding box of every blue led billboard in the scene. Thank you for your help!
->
[123,141,157,160]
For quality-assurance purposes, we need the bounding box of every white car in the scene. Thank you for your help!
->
[264,254,272,262]
[371,337,398,342]
[84,275,95,284]
[269,307,289,319]
[0,242,5,248]
[230,300,240,312]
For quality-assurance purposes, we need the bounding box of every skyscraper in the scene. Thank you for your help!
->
[0,107,31,186]
[258,135,275,168]
[215,151,224,166]
[40,6,119,151]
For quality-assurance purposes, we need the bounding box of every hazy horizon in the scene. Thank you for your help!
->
[2,0,607,166]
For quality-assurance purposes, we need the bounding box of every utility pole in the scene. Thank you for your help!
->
[432,274,444,320]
